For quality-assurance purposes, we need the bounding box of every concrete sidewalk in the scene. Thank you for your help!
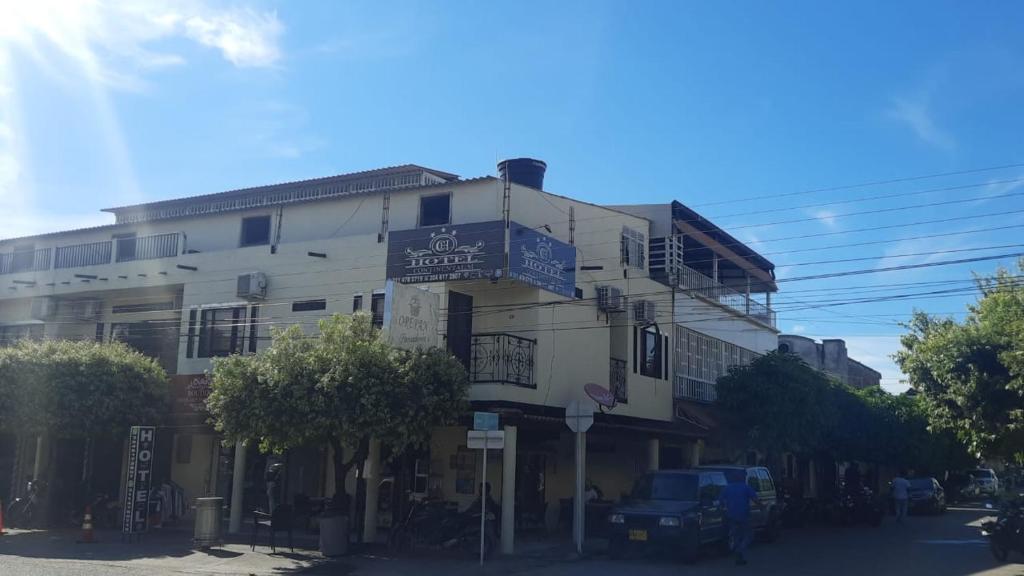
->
[0,526,581,576]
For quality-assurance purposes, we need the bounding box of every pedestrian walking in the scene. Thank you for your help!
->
[892,470,911,523]
[722,471,760,566]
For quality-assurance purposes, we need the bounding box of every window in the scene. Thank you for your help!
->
[632,473,698,501]
[352,295,363,312]
[176,434,193,464]
[292,299,327,312]
[114,233,137,262]
[198,307,247,357]
[419,193,451,227]
[12,244,35,272]
[621,227,646,269]
[240,215,272,247]
[371,293,385,327]
[0,324,43,346]
[639,326,664,379]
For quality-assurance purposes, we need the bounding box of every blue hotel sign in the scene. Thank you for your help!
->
[387,221,505,283]
[509,222,576,298]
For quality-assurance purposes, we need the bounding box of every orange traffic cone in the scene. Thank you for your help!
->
[77,505,94,543]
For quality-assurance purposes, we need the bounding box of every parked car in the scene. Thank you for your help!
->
[970,469,1001,496]
[699,465,782,541]
[908,477,946,514]
[607,470,728,563]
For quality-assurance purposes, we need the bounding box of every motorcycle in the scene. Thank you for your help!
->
[5,478,47,529]
[828,485,884,527]
[982,497,1024,562]
[389,497,498,558]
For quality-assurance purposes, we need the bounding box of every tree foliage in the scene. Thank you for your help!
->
[895,262,1024,461]
[0,339,170,438]
[718,351,971,472]
[207,313,469,499]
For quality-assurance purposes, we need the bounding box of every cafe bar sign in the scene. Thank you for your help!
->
[387,221,505,283]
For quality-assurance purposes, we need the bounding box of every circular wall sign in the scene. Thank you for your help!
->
[584,382,616,409]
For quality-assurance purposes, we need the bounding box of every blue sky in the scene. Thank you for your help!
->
[3,0,1024,391]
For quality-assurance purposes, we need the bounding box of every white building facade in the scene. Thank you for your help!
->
[0,160,777,548]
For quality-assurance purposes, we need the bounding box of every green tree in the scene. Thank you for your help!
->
[0,339,170,438]
[896,263,1024,461]
[206,313,469,502]
[717,351,838,456]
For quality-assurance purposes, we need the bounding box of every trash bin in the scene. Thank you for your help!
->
[319,512,349,557]
[194,497,224,548]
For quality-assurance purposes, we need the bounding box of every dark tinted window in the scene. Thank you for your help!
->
[292,299,327,312]
[632,473,698,501]
[419,194,450,227]
[969,469,994,479]
[720,469,746,484]
[909,478,934,490]
[371,293,385,327]
[240,215,271,246]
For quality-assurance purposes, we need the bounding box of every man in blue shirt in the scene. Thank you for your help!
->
[722,471,760,566]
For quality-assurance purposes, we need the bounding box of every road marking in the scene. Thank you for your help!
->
[916,539,988,545]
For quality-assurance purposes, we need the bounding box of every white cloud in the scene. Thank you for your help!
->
[0,0,284,87]
[184,9,283,68]
[810,208,839,229]
[790,324,807,334]
[886,92,955,152]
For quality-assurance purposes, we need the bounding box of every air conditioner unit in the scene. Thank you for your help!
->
[633,300,656,324]
[237,272,268,300]
[30,297,57,320]
[596,286,623,312]
[73,299,103,321]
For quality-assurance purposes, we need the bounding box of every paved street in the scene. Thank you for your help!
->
[0,505,1020,576]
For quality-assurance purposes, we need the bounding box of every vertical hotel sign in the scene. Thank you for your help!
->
[122,425,156,535]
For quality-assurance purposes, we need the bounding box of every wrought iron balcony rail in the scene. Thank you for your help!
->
[470,332,536,388]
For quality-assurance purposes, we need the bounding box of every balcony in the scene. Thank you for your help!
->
[675,375,717,403]
[470,333,536,388]
[0,248,52,275]
[116,233,180,262]
[673,263,776,327]
[1,233,182,275]
[610,357,627,403]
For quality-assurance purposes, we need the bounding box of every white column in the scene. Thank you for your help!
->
[32,435,45,480]
[362,438,382,544]
[501,425,517,555]
[690,439,704,467]
[647,438,660,471]
[228,440,247,534]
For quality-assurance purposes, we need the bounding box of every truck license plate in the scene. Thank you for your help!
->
[629,529,648,541]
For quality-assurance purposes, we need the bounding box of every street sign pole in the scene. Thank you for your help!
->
[480,443,487,566]
[466,426,503,566]
[565,400,594,556]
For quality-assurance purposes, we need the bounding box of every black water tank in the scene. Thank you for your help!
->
[498,158,547,190]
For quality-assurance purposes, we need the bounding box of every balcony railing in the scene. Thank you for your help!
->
[54,241,113,269]
[610,357,627,403]
[0,248,52,275]
[675,375,717,403]
[470,332,536,388]
[673,263,776,328]
[116,233,180,262]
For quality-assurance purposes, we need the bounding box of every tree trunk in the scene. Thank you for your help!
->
[328,436,369,514]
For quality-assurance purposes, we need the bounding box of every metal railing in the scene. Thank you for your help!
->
[116,233,180,262]
[610,358,627,403]
[675,375,717,403]
[673,263,776,328]
[54,241,113,269]
[0,248,52,275]
[470,332,536,388]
